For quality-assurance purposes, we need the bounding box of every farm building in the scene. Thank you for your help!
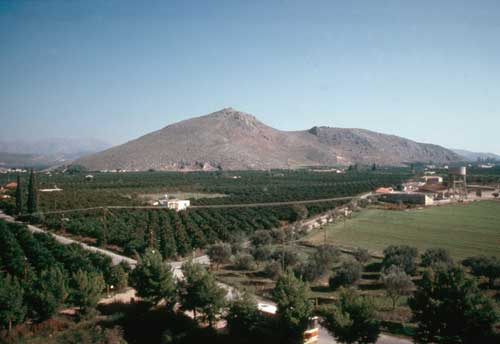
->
[377,192,434,206]
[375,187,394,193]
[4,181,17,189]
[166,199,190,211]
[418,183,448,200]
[154,195,190,211]
[421,175,443,184]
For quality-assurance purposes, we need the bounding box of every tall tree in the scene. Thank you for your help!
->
[272,269,313,342]
[15,174,22,215]
[179,261,227,326]
[129,249,177,307]
[206,242,232,270]
[380,265,414,310]
[409,266,497,343]
[225,292,263,339]
[27,267,68,321]
[27,169,38,214]
[70,270,105,314]
[0,274,26,332]
[321,288,380,344]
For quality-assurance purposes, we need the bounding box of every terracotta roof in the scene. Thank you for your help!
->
[4,182,17,189]
[375,187,393,193]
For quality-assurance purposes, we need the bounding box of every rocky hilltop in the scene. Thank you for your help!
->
[75,108,459,171]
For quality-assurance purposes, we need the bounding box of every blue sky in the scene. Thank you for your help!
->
[1,0,499,153]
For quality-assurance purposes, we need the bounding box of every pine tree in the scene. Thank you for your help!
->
[27,267,68,321]
[272,269,313,342]
[27,169,38,214]
[70,270,105,314]
[178,261,226,326]
[15,175,22,215]
[409,266,497,343]
[129,249,177,307]
[320,288,380,344]
[0,274,26,332]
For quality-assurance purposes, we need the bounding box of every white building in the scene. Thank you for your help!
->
[166,199,190,211]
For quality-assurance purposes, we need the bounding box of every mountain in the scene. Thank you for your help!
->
[75,108,460,171]
[452,149,500,162]
[0,138,111,168]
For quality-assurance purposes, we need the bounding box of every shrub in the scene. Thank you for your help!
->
[329,261,363,289]
[206,243,232,269]
[353,248,371,264]
[382,245,418,275]
[462,255,500,288]
[421,248,453,268]
[263,261,282,280]
[250,230,273,246]
[233,254,257,271]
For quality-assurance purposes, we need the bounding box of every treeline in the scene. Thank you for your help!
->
[0,220,126,332]
[1,169,411,210]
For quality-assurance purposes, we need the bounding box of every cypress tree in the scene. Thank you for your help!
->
[27,169,38,214]
[15,175,22,215]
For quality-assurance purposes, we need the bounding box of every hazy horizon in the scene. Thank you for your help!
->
[1,1,499,154]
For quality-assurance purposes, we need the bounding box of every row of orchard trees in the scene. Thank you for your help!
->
[40,202,340,260]
[0,220,127,333]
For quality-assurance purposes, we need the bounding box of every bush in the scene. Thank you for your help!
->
[382,245,418,275]
[206,243,232,269]
[272,248,302,269]
[250,245,273,263]
[296,245,339,282]
[263,261,282,280]
[462,255,500,288]
[329,261,363,289]
[421,248,453,268]
[250,230,273,246]
[233,254,256,271]
[353,248,371,264]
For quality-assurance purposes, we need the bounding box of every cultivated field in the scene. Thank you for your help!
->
[306,201,500,259]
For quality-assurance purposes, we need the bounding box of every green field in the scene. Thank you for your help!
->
[306,201,500,259]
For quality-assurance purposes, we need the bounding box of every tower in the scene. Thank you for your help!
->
[448,166,467,200]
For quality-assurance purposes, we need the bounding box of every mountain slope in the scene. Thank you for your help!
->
[75,108,459,171]
[452,149,500,162]
[0,138,112,167]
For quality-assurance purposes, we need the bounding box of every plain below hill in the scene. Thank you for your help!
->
[0,138,112,168]
[75,108,460,171]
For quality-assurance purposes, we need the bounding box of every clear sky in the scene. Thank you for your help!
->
[1,0,499,153]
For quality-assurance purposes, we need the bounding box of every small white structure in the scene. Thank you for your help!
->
[422,175,443,184]
[40,185,63,192]
[154,194,190,211]
[167,199,190,211]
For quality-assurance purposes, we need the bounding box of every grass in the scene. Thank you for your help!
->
[306,200,500,260]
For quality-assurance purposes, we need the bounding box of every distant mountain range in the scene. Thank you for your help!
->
[451,149,500,162]
[75,108,460,171]
[0,138,111,168]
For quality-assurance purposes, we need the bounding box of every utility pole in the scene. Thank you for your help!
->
[60,214,65,232]
[102,207,107,247]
